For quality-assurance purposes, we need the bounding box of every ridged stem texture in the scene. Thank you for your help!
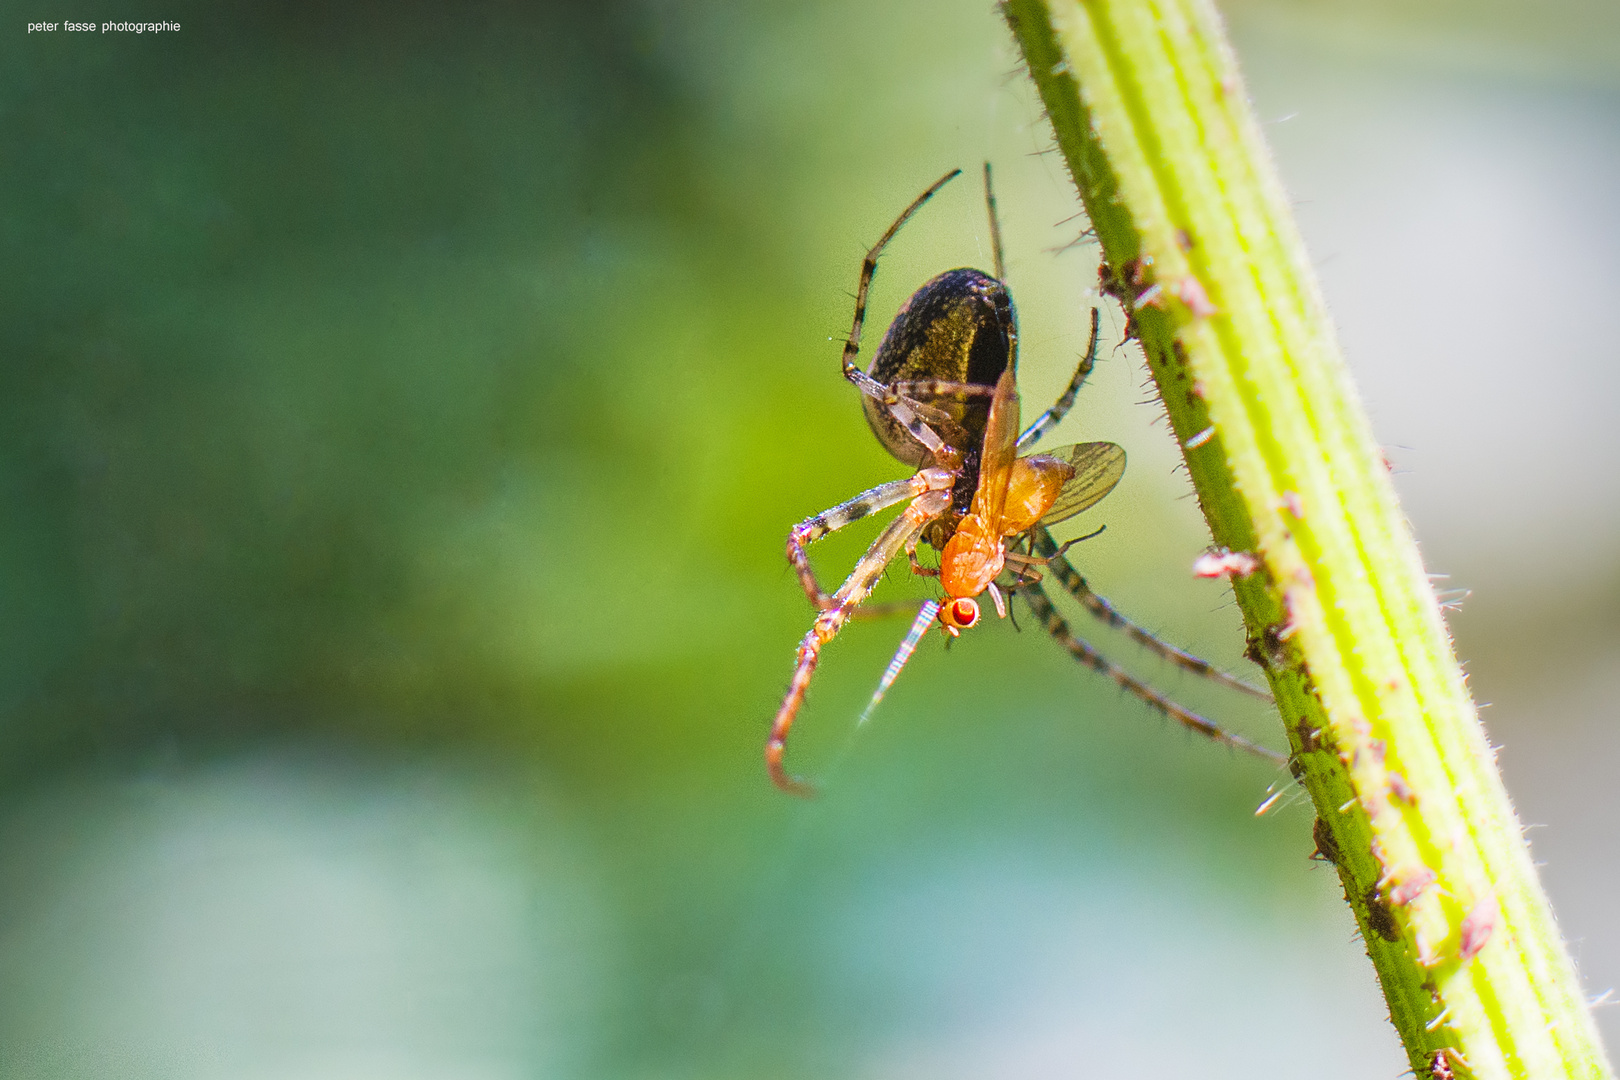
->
[999,2,1613,1077]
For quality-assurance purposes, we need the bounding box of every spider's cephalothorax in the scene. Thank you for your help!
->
[767,166,1281,796]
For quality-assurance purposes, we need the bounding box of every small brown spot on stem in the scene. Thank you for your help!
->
[1297,720,1322,752]
[1311,817,1340,865]
[1364,885,1401,942]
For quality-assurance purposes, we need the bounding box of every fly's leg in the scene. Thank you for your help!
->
[1032,525,1273,702]
[906,533,939,579]
[1001,523,1104,588]
[788,468,954,610]
[770,488,953,795]
[1019,580,1283,764]
[1001,557,1043,590]
[1018,307,1101,453]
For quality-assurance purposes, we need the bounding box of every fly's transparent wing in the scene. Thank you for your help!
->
[1037,442,1126,526]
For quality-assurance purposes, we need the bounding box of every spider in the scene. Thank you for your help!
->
[767,166,1280,796]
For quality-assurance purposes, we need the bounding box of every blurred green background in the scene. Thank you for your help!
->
[3,1,1617,1077]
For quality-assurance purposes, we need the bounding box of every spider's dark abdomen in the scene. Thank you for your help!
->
[862,268,1017,471]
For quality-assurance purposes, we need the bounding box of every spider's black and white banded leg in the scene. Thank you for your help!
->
[1031,525,1273,701]
[770,486,954,795]
[884,379,998,409]
[1017,307,1102,454]
[841,169,963,404]
[982,161,1007,282]
[1018,579,1283,764]
[788,468,954,610]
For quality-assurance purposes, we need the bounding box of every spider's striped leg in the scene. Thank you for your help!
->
[788,468,954,610]
[1017,307,1101,453]
[842,170,962,401]
[834,176,995,465]
[769,488,953,796]
[885,379,998,404]
[983,162,1006,282]
[1032,525,1273,702]
[859,598,941,726]
[1019,580,1283,764]
[868,379,1002,456]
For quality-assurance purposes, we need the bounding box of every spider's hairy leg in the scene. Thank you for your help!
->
[860,598,942,726]
[788,468,954,610]
[842,169,963,399]
[1017,306,1101,453]
[883,378,997,420]
[1019,580,1284,764]
[769,488,953,796]
[832,172,993,474]
[1032,526,1273,702]
[887,379,999,401]
[983,161,1006,283]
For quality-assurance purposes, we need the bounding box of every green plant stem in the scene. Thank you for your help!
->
[1000,2,1612,1077]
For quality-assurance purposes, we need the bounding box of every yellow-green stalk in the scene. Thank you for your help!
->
[1000,2,1612,1077]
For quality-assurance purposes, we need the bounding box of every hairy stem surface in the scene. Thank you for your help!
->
[1000,2,1612,1077]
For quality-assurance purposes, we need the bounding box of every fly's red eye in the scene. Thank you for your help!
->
[941,598,980,630]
